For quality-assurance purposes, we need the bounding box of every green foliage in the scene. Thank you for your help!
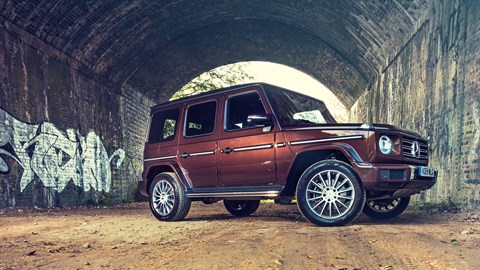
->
[86,191,113,206]
[163,119,176,139]
[171,63,254,100]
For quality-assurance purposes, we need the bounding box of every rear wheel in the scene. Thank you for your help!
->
[363,196,410,220]
[149,173,191,221]
[224,200,260,217]
[296,160,365,226]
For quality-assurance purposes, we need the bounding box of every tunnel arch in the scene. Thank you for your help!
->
[1,0,432,107]
[126,19,367,107]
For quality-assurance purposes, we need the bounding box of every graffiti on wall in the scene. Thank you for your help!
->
[0,108,124,193]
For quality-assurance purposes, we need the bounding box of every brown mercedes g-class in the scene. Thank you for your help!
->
[139,83,437,226]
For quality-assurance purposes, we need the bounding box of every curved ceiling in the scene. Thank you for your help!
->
[1,0,431,107]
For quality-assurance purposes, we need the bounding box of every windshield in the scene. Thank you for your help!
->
[264,85,336,127]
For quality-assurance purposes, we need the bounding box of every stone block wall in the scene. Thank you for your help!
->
[350,0,479,208]
[0,19,153,207]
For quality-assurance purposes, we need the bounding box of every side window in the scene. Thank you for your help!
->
[226,92,267,131]
[148,108,179,143]
[185,101,216,137]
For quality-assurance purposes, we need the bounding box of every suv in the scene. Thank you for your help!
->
[139,83,437,226]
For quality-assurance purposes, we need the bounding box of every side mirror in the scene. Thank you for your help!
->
[247,114,274,131]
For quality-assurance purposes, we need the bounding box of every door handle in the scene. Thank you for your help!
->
[180,153,189,158]
[221,147,232,154]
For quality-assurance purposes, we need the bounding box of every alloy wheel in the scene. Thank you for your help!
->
[305,169,355,219]
[152,180,175,216]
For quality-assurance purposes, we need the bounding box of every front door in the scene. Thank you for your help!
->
[218,89,276,186]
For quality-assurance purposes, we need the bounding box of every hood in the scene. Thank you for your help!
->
[368,124,423,138]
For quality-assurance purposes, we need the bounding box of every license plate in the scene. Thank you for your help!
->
[419,166,435,177]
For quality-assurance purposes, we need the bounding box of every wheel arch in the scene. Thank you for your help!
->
[145,163,190,195]
[280,145,359,197]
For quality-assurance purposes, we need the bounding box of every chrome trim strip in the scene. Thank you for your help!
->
[356,162,374,168]
[285,126,361,131]
[290,135,364,146]
[186,190,280,198]
[276,142,286,147]
[285,126,391,131]
[144,155,177,162]
[233,144,273,152]
[189,151,215,157]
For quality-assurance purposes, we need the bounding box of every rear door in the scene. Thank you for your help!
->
[218,87,276,186]
[177,98,219,188]
[144,106,181,162]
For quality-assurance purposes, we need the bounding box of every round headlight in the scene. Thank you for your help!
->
[379,135,393,155]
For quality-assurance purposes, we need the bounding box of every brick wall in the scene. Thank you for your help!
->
[462,0,480,206]
[350,0,479,208]
[0,19,153,207]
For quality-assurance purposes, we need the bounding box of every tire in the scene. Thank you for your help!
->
[148,172,191,221]
[224,200,260,217]
[274,199,294,205]
[296,160,365,226]
[363,196,410,220]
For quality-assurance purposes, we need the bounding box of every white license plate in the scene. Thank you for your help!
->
[419,166,435,177]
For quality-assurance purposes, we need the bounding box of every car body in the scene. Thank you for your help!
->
[139,83,437,226]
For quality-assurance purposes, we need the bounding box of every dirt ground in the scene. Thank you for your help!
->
[0,202,478,270]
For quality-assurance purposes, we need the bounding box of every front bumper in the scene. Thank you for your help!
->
[358,163,437,195]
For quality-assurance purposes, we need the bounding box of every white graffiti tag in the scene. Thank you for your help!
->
[0,108,124,192]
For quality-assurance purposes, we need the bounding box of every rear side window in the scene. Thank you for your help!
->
[148,108,179,143]
[185,101,216,137]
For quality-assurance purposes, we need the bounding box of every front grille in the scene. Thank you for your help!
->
[402,137,428,160]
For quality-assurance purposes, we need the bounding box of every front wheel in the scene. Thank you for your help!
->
[363,197,410,220]
[224,200,260,217]
[148,172,191,221]
[296,160,365,226]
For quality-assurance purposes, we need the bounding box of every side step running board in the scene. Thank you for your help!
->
[186,186,283,198]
